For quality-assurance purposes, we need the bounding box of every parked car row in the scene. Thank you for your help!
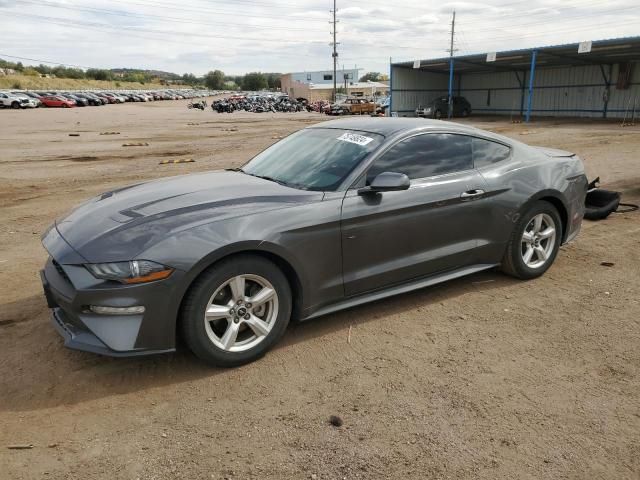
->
[0,89,214,109]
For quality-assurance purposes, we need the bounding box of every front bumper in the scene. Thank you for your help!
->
[49,306,174,357]
[40,227,181,357]
[415,109,432,117]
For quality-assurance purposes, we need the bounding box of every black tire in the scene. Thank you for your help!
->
[11,101,20,109]
[180,254,292,367]
[434,109,442,119]
[501,200,562,280]
[461,108,470,117]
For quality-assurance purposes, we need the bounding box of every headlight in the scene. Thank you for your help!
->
[85,260,174,284]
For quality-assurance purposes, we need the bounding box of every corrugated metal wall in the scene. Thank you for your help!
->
[458,70,523,116]
[391,62,640,118]
[391,68,450,113]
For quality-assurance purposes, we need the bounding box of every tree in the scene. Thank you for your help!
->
[122,71,149,84]
[35,64,52,75]
[358,72,388,82]
[265,73,282,90]
[204,70,225,90]
[182,73,199,86]
[242,72,268,91]
[86,68,112,81]
[23,67,40,77]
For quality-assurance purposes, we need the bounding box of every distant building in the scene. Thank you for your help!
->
[289,81,389,102]
[281,68,362,100]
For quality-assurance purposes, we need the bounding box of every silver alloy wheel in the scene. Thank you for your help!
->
[521,213,556,269]
[203,274,278,353]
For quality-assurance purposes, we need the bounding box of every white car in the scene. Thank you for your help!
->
[0,91,35,109]
[11,91,41,107]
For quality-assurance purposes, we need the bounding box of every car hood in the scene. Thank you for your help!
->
[55,170,323,262]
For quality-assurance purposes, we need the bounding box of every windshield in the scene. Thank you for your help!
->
[242,128,383,191]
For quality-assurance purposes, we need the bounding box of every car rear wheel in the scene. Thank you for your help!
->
[434,109,442,119]
[501,200,562,280]
[180,255,292,367]
[461,108,470,117]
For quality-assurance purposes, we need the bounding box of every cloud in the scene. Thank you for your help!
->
[0,0,637,76]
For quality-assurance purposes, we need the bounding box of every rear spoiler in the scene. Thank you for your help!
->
[534,146,576,158]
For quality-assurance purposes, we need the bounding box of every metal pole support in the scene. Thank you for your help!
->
[525,49,538,123]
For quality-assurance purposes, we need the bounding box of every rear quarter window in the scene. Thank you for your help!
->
[472,138,511,168]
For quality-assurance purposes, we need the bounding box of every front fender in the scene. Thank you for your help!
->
[137,197,344,336]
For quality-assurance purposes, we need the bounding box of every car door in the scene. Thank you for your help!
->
[341,133,491,296]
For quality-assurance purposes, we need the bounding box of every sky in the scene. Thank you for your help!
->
[0,0,638,76]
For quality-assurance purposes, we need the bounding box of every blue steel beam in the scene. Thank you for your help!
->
[388,57,393,116]
[448,58,454,118]
[525,49,538,122]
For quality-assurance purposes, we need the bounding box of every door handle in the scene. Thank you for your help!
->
[460,189,485,200]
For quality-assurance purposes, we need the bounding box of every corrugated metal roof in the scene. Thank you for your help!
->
[393,36,640,74]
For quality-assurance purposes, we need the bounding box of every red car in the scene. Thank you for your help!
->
[41,96,76,108]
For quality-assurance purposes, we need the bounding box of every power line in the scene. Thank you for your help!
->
[0,11,328,45]
[0,52,94,70]
[8,0,633,45]
[12,0,328,33]
[389,19,640,64]
[0,10,462,52]
[456,5,640,34]
[458,17,640,44]
[104,0,316,21]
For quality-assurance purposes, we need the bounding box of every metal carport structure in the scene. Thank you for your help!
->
[389,36,640,121]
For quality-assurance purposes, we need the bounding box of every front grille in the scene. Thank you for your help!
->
[52,259,72,285]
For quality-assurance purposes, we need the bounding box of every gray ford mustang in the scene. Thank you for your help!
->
[41,118,587,366]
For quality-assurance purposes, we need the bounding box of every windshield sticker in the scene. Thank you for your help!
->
[337,132,374,146]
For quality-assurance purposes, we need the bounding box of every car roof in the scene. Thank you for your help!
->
[308,117,480,137]
[309,117,520,147]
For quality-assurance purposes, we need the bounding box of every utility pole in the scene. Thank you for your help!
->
[330,0,339,103]
[447,10,456,119]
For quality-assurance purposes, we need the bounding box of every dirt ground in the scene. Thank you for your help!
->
[1,101,639,480]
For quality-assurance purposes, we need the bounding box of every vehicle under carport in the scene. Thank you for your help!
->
[389,36,640,121]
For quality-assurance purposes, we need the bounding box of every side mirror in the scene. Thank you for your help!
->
[358,172,410,195]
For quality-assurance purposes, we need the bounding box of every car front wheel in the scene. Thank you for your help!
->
[181,255,292,367]
[501,200,562,280]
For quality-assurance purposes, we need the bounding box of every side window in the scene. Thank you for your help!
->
[472,138,511,168]
[367,134,473,183]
